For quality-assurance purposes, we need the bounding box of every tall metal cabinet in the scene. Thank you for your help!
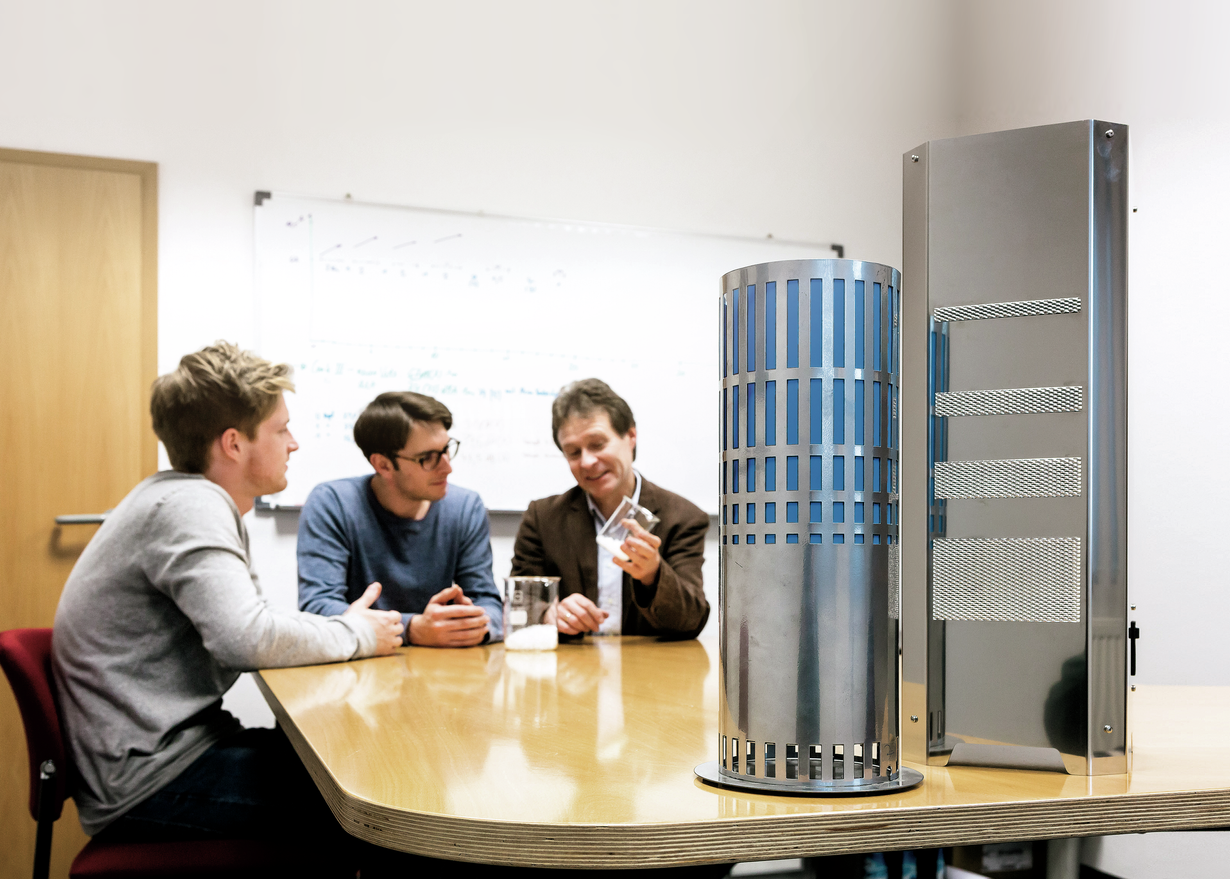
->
[900,121,1129,775]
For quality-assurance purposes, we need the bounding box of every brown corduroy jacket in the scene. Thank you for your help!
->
[510,478,710,639]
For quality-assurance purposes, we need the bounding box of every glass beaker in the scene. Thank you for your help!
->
[595,496,660,561]
[503,576,560,651]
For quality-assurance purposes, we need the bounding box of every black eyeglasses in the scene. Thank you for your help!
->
[395,438,460,471]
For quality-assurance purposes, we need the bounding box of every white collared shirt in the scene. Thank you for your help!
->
[586,471,642,636]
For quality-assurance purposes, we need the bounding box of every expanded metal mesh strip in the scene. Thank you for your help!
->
[933,297,1081,323]
[888,545,900,619]
[933,457,1082,499]
[932,537,1081,623]
[934,386,1083,417]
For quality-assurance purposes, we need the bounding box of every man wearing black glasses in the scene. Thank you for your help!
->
[298,391,502,646]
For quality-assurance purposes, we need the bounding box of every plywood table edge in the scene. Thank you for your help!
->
[254,672,1230,868]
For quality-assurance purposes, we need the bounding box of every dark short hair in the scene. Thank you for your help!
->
[551,379,636,459]
[353,391,452,469]
[150,341,294,474]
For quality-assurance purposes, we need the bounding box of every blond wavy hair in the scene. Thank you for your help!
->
[151,341,295,473]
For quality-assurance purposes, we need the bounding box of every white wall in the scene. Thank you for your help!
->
[953,0,1230,688]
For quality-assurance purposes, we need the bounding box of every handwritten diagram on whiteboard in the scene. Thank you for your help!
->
[254,194,832,512]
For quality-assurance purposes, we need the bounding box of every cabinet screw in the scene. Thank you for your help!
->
[910,715,919,722]
[1103,724,1113,732]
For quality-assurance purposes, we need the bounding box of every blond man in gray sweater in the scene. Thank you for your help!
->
[53,342,402,850]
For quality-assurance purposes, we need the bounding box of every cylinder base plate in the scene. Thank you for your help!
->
[694,761,924,797]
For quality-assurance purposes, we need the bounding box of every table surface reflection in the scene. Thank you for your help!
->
[255,635,1230,868]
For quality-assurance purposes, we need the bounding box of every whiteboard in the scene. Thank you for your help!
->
[254,194,834,512]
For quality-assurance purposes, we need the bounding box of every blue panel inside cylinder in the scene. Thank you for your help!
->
[765,456,776,490]
[765,534,776,544]
[887,384,894,449]
[810,502,823,523]
[765,381,776,446]
[873,457,881,493]
[855,379,864,445]
[786,502,798,523]
[833,378,845,444]
[786,456,798,491]
[733,459,740,493]
[787,533,799,544]
[765,281,777,369]
[787,379,799,444]
[722,461,727,493]
[833,279,845,367]
[809,456,822,490]
[855,280,865,368]
[810,534,823,544]
[746,457,756,492]
[854,502,865,523]
[746,534,755,545]
[833,502,845,523]
[747,383,756,447]
[833,455,845,490]
[765,502,777,523]
[787,280,799,368]
[732,535,739,544]
[887,286,895,373]
[855,456,864,490]
[810,278,823,368]
[810,379,823,444]
[732,504,739,524]
[832,533,845,544]
[747,285,756,371]
[873,503,881,524]
[733,288,740,373]
[873,382,882,446]
[747,503,755,524]
[874,282,882,370]
[723,388,728,450]
[890,385,897,449]
[733,386,740,449]
[854,533,864,544]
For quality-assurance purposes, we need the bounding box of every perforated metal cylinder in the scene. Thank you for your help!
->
[711,259,911,794]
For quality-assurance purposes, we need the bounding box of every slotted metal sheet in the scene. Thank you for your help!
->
[932,537,1082,623]
[933,297,1081,323]
[933,457,1082,499]
[934,385,1083,417]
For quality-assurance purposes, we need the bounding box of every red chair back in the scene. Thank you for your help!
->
[0,628,69,822]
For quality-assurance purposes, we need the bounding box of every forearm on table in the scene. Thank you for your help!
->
[298,583,353,617]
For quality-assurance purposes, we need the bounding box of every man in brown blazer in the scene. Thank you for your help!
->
[511,379,710,639]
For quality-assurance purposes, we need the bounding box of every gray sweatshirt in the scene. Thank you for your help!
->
[52,472,378,836]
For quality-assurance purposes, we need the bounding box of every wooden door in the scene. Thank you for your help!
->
[0,148,157,879]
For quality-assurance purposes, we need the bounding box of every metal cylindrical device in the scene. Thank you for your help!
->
[695,258,921,795]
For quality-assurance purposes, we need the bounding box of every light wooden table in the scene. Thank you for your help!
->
[255,635,1230,868]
